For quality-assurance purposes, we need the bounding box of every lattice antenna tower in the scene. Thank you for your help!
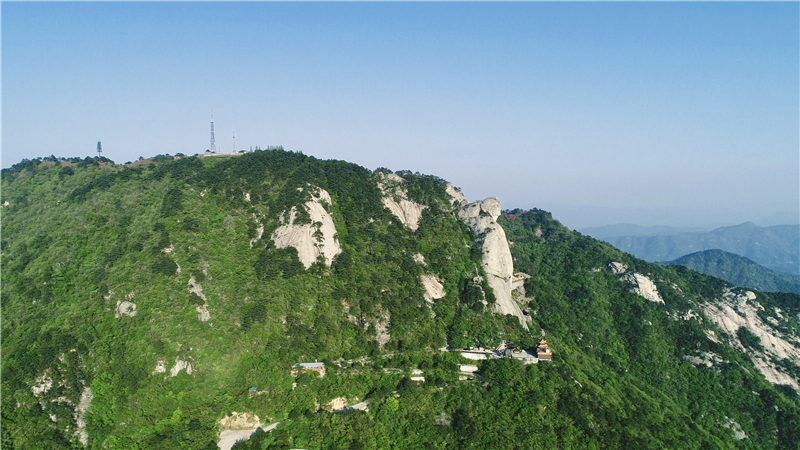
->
[210,112,217,153]
[233,131,236,154]
[97,141,102,157]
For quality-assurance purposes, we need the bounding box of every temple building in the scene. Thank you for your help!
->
[537,338,552,361]
[292,362,326,377]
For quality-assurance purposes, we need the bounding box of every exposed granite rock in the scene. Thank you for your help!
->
[271,186,341,268]
[459,198,528,329]
[376,173,427,230]
[421,274,446,305]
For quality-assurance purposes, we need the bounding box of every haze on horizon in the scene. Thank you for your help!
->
[3,2,798,230]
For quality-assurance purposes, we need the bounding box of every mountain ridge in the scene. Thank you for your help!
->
[2,152,800,449]
[663,249,800,295]
[579,223,715,239]
[596,222,800,276]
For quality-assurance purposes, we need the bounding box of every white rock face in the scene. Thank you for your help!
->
[413,253,426,265]
[271,186,341,268]
[74,387,93,446]
[153,360,167,374]
[724,417,747,440]
[446,183,467,206]
[623,273,664,304]
[188,277,210,322]
[196,305,211,322]
[170,357,193,377]
[114,300,137,317]
[608,262,628,275]
[683,351,722,368]
[376,173,427,230]
[188,276,207,302]
[459,198,528,329]
[609,263,663,304]
[421,275,446,304]
[32,373,53,397]
[702,288,800,390]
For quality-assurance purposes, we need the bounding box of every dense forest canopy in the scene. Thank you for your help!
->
[2,151,799,449]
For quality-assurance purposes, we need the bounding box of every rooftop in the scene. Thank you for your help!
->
[293,362,325,368]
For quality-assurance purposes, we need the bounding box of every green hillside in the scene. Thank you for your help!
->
[665,249,800,295]
[2,151,800,450]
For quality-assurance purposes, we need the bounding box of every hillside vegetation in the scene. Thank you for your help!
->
[665,249,800,295]
[2,151,800,450]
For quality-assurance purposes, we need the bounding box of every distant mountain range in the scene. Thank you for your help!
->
[579,223,713,239]
[664,249,800,295]
[586,222,799,276]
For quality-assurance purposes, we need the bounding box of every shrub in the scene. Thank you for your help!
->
[152,255,178,277]
[737,326,764,352]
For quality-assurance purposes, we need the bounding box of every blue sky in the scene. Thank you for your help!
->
[3,2,798,229]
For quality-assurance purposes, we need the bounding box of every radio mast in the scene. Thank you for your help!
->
[210,112,217,153]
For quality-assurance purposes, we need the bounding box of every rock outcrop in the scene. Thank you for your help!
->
[702,288,800,390]
[446,183,467,206]
[188,276,210,322]
[74,387,93,446]
[114,300,137,318]
[271,186,341,268]
[459,198,528,329]
[609,262,664,304]
[376,173,427,230]
[170,357,193,377]
[421,275,446,305]
[624,273,664,304]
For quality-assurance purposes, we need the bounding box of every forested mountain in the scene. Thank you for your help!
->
[2,151,800,450]
[664,249,800,295]
[599,222,800,276]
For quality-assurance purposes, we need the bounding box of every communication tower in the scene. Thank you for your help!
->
[97,141,102,157]
[233,131,236,153]
[210,112,217,153]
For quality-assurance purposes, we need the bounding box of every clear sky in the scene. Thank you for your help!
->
[3,2,798,229]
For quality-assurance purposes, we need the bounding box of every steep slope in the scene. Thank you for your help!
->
[665,249,800,295]
[600,222,800,275]
[459,198,528,329]
[270,185,341,268]
[2,153,800,450]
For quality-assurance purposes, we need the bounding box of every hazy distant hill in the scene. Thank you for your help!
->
[599,222,800,276]
[664,249,800,295]
[580,223,711,239]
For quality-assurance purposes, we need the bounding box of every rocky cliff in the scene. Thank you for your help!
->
[270,186,341,268]
[459,198,528,329]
